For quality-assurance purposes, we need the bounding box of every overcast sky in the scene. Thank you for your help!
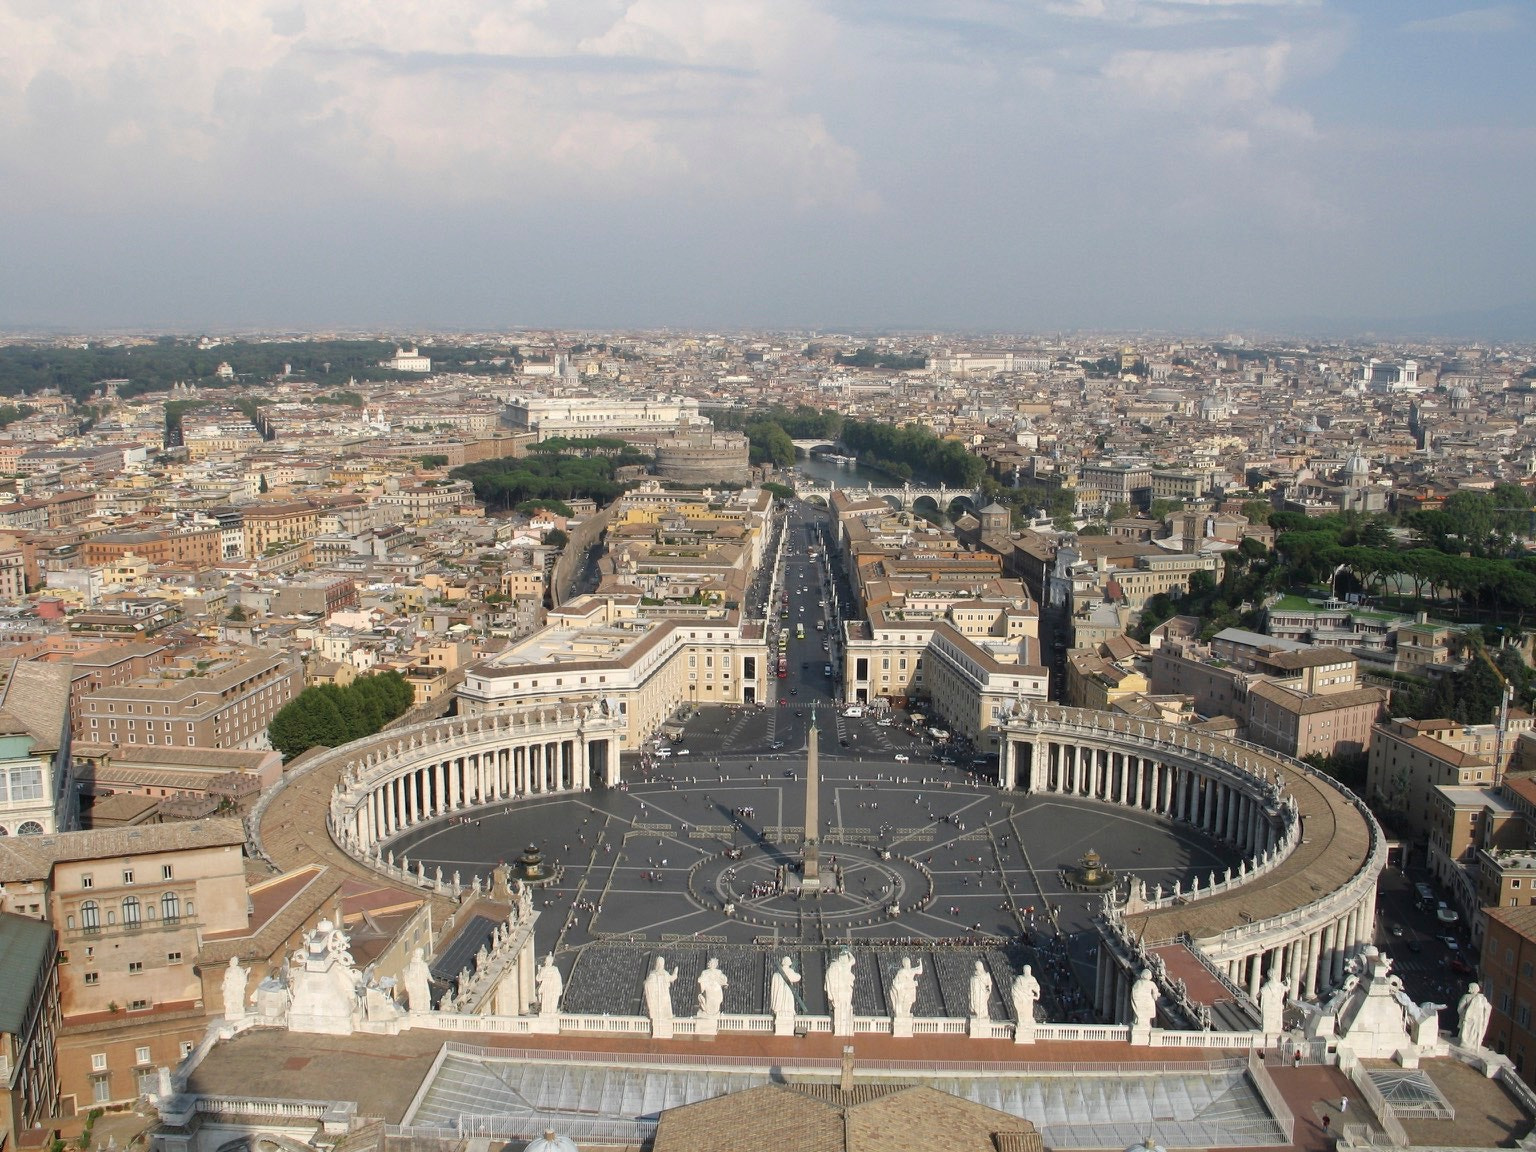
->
[2,0,1532,336]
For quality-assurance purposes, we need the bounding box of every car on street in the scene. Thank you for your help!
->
[1450,955,1475,976]
[778,698,787,707]
[1440,935,1460,950]
[894,754,910,763]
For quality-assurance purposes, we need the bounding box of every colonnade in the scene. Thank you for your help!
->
[322,707,627,858]
[354,735,593,849]
[1004,734,1283,860]
[997,706,1384,1023]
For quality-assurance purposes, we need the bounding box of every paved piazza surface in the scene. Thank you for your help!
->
[389,704,1243,1016]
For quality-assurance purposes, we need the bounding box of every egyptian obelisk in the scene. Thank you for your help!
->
[801,707,822,893]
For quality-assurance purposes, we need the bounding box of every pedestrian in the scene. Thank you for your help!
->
[1321,1115,1330,1135]
[1339,1096,1348,1115]
[1293,1049,1301,1069]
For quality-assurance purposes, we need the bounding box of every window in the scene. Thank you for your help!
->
[130,999,148,1010]
[84,972,100,985]
[122,897,141,926]
[167,951,182,963]
[179,1042,194,1059]
[81,874,93,889]
[161,864,174,881]
[161,892,180,922]
[128,961,143,974]
[81,900,100,932]
[122,869,135,885]
[135,1047,151,1065]
[92,1076,111,1103]
[91,1053,108,1072]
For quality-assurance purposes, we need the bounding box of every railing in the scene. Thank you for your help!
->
[1152,1030,1261,1048]
[196,1096,354,1121]
[435,1040,1244,1078]
[1247,1049,1296,1145]
[1034,1023,1130,1042]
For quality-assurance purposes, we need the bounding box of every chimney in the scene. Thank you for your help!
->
[840,1045,856,1093]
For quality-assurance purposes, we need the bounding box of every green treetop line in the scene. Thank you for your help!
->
[268,670,415,761]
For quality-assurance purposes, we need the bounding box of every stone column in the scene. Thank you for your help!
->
[1304,930,1323,998]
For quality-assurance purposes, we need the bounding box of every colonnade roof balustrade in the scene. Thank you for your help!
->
[1010,705,1382,948]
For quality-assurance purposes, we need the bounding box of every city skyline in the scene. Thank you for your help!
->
[1,1,1532,336]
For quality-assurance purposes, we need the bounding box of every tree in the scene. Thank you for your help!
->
[545,528,570,549]
[258,473,269,494]
[1107,502,1131,522]
[1241,500,1273,526]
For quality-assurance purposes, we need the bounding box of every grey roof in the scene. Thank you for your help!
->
[0,658,71,753]
[0,817,246,883]
[0,912,54,1035]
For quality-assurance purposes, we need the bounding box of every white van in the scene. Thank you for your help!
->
[844,705,866,718]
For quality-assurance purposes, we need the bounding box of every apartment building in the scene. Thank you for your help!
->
[0,659,76,836]
[79,651,300,751]
[1479,905,1536,1082]
[0,820,248,1112]
[80,528,223,569]
[0,913,60,1143]
[1366,718,1514,844]
[459,595,768,751]
[241,501,321,556]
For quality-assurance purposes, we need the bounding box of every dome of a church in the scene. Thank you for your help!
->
[1126,1139,1166,1152]
[525,1129,579,1152]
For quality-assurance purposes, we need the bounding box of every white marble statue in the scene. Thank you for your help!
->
[536,953,563,1017]
[889,957,922,1020]
[770,956,801,1034]
[222,956,248,1022]
[969,960,994,1019]
[1259,968,1289,1036]
[1011,965,1041,1041]
[402,947,433,1013]
[697,958,729,1018]
[826,950,857,1035]
[1458,982,1492,1050]
[644,956,679,1031]
[1130,969,1159,1031]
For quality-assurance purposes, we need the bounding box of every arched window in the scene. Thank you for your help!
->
[122,896,141,926]
[161,892,180,922]
[81,900,100,931]
[16,821,43,835]
[0,826,9,836]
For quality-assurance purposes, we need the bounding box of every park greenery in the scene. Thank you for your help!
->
[0,403,35,428]
[830,347,927,370]
[1117,488,1536,725]
[0,338,526,404]
[451,447,647,511]
[268,671,414,760]
[839,418,987,486]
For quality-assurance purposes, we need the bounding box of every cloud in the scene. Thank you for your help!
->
[1403,6,1521,35]
[0,0,864,212]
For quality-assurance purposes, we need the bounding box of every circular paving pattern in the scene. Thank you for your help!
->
[687,843,935,930]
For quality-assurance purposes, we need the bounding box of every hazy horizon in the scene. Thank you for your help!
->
[3,1,1532,338]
